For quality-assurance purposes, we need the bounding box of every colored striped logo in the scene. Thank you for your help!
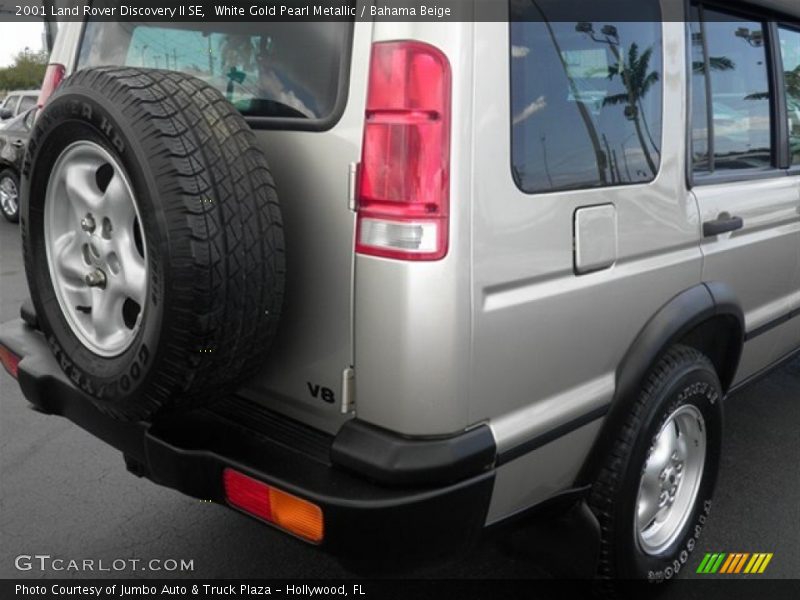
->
[696,552,774,574]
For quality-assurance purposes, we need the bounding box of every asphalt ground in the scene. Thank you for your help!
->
[0,216,798,593]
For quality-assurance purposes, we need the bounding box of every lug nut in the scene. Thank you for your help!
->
[81,214,96,233]
[85,269,106,289]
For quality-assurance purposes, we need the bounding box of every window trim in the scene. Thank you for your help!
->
[687,1,794,187]
[768,22,789,169]
[74,18,354,133]
[694,166,789,186]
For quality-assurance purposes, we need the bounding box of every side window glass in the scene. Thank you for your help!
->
[4,96,19,113]
[691,7,772,173]
[18,96,36,114]
[779,27,800,165]
[509,0,663,193]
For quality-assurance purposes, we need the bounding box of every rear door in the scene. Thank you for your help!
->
[689,4,800,382]
[470,1,701,452]
[775,22,800,365]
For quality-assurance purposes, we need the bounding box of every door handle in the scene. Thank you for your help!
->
[703,213,743,237]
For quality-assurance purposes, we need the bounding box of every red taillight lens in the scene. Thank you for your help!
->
[223,468,324,544]
[0,345,21,379]
[356,41,452,261]
[37,63,66,108]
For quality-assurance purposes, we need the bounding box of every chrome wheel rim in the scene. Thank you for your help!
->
[0,175,18,217]
[44,141,147,357]
[635,404,706,556]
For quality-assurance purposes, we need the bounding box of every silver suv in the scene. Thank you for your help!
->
[1,0,799,585]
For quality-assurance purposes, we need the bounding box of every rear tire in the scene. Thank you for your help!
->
[588,345,723,583]
[22,67,285,421]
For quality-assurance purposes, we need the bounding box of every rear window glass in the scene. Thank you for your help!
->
[77,21,351,125]
[510,0,664,194]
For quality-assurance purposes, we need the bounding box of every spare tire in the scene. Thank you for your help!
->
[21,67,285,421]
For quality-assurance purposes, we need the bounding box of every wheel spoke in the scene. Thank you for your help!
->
[663,419,680,460]
[61,282,93,311]
[675,428,690,463]
[91,288,126,343]
[647,425,674,477]
[54,231,85,285]
[112,228,147,304]
[64,159,103,216]
[638,492,663,532]
[103,172,136,230]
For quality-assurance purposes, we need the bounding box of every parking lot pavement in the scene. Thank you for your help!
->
[0,216,798,585]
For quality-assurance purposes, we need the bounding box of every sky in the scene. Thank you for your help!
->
[0,23,45,67]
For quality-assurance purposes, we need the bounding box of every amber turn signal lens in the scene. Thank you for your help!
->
[223,468,324,544]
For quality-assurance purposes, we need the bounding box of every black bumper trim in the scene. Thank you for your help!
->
[0,319,494,560]
[331,419,496,486]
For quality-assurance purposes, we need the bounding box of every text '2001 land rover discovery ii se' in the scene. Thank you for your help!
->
[1,0,799,587]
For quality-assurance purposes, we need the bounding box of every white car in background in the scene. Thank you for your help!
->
[0,90,39,128]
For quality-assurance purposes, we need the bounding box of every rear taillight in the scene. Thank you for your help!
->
[37,63,66,108]
[0,345,21,379]
[356,41,452,261]
[223,468,324,544]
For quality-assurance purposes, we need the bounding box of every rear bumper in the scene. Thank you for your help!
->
[0,318,494,560]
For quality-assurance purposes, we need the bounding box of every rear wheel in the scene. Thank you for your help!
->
[23,67,285,421]
[0,168,19,222]
[589,345,723,582]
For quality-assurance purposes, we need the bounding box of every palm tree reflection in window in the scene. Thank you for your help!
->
[785,65,800,161]
[576,22,660,178]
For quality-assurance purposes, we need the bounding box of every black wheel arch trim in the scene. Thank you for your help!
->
[576,282,744,486]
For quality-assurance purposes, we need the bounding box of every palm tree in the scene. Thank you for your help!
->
[604,43,660,176]
[785,65,800,159]
[786,65,800,99]
[693,56,735,75]
[531,2,609,185]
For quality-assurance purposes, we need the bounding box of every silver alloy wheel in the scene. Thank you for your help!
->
[0,174,18,217]
[44,141,147,357]
[635,404,706,555]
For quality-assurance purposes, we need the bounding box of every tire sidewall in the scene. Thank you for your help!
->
[23,89,167,403]
[616,360,723,581]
